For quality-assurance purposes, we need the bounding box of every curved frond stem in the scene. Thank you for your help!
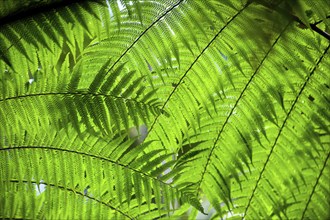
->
[147,2,251,139]
[301,151,330,219]
[6,179,133,219]
[243,43,330,218]
[103,0,183,75]
[196,20,292,194]
[0,146,174,188]
[0,91,160,111]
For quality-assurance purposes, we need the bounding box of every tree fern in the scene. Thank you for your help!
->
[0,0,329,219]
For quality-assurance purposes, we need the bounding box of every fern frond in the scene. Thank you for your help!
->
[0,140,185,219]
[1,0,329,219]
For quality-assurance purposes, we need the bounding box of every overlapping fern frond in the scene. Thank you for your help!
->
[0,0,329,219]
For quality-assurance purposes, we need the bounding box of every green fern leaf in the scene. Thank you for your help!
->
[1,0,329,219]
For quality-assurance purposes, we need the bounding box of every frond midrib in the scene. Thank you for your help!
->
[194,8,291,195]
[94,0,184,83]
[0,146,174,188]
[146,1,249,137]
[243,42,330,217]
[301,151,330,219]
[0,91,161,110]
[5,179,133,219]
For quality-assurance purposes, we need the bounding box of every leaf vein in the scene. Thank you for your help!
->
[147,2,251,138]
[6,179,133,219]
[243,43,330,217]
[197,19,293,197]
[0,146,174,188]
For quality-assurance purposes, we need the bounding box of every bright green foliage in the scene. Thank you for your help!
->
[0,0,329,219]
